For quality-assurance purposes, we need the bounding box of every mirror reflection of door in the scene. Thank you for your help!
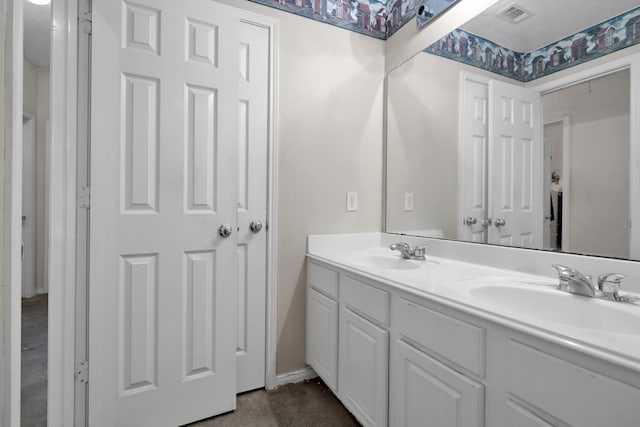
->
[460,75,543,248]
[543,118,569,252]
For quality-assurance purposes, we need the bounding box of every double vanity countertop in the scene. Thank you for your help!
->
[307,233,640,374]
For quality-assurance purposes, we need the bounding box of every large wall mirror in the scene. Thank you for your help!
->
[386,0,640,260]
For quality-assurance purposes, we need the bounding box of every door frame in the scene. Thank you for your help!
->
[542,116,571,251]
[237,10,280,392]
[3,0,24,425]
[532,53,640,259]
[5,1,81,424]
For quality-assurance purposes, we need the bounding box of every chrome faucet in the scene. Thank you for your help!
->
[551,264,597,297]
[389,243,429,261]
[552,265,639,304]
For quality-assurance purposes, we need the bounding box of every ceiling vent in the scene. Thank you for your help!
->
[497,3,532,24]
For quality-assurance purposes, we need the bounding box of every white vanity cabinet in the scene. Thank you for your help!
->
[306,260,390,427]
[306,256,640,427]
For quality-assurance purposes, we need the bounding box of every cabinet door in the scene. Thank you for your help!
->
[306,288,338,391]
[339,306,389,427]
[390,339,484,427]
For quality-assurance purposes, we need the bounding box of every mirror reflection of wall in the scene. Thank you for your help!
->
[542,70,630,259]
[386,53,513,239]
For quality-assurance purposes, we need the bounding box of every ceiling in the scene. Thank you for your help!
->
[24,0,51,68]
[462,0,640,53]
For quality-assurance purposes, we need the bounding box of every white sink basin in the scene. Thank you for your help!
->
[347,255,440,271]
[458,284,640,335]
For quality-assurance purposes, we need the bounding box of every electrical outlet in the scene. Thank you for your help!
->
[346,192,358,212]
[404,192,414,211]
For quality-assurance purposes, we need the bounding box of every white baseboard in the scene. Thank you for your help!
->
[274,366,317,387]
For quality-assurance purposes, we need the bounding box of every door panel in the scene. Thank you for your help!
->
[90,1,239,425]
[236,20,270,393]
[488,81,543,248]
[338,307,389,427]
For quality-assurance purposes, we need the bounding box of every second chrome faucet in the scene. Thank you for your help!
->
[390,242,428,261]
[552,264,639,303]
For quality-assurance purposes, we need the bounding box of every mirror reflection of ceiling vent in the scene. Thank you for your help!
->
[498,3,532,23]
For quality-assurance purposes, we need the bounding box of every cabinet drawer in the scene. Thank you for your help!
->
[396,298,485,377]
[341,275,390,326]
[508,340,640,427]
[307,261,338,299]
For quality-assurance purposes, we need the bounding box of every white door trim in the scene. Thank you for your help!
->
[47,0,79,425]
[237,9,279,392]
[543,116,571,251]
[532,54,639,259]
[3,0,24,425]
[4,1,80,424]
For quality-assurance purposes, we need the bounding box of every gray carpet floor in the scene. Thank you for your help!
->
[20,294,359,426]
[189,379,360,427]
[21,293,48,427]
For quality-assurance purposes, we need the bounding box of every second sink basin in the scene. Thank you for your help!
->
[454,283,640,335]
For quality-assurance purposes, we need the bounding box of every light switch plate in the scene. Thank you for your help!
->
[404,192,414,211]
[346,192,358,212]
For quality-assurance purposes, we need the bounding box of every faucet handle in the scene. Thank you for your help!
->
[597,273,626,295]
[412,245,430,260]
[552,264,573,291]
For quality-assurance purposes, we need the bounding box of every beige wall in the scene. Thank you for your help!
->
[35,67,48,293]
[23,57,36,117]
[543,70,630,258]
[386,52,511,238]
[22,58,49,295]
[216,0,385,374]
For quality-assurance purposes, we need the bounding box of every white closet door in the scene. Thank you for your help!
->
[236,19,269,393]
[488,80,543,248]
[89,0,239,425]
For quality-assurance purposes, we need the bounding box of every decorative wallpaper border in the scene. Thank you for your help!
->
[247,0,422,40]
[424,6,640,82]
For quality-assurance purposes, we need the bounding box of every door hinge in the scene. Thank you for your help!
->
[79,186,90,209]
[80,11,92,35]
[76,361,89,384]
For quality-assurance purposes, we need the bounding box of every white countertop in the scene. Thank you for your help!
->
[307,233,640,374]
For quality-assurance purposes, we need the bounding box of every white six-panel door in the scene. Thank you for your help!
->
[236,19,269,394]
[89,0,240,425]
[488,80,543,248]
